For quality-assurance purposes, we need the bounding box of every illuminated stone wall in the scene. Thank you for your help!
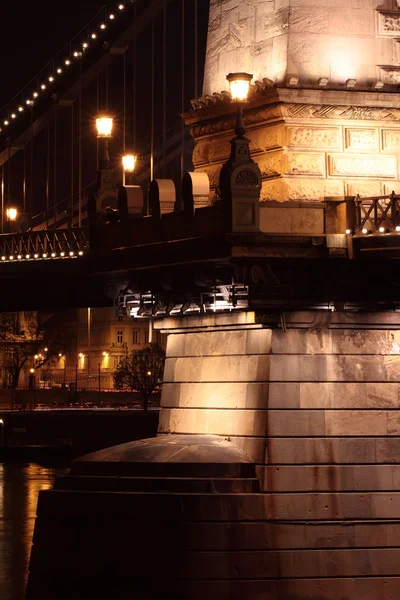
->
[156,311,400,596]
[187,87,400,207]
[204,0,400,96]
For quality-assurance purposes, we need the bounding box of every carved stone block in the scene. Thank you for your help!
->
[382,129,400,152]
[345,128,379,152]
[328,154,397,179]
[378,11,400,37]
[346,181,383,197]
[287,126,342,150]
[284,153,325,177]
[257,151,283,179]
[380,67,400,86]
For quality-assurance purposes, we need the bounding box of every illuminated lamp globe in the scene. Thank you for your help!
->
[122,154,137,173]
[6,207,18,221]
[96,116,113,138]
[226,72,253,103]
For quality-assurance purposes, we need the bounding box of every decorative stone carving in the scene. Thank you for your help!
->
[287,127,341,150]
[382,129,400,152]
[345,128,379,152]
[380,67,400,85]
[328,155,397,179]
[283,104,400,122]
[378,11,400,36]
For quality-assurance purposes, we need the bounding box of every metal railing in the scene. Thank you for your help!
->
[0,227,89,260]
[354,192,400,233]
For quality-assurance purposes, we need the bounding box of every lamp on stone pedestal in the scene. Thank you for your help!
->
[96,115,113,169]
[226,72,253,137]
[218,72,262,233]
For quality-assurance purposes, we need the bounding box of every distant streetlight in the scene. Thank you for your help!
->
[122,154,137,186]
[6,207,18,221]
[226,72,253,137]
[96,116,113,170]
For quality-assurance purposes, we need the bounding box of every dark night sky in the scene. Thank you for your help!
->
[0,1,106,107]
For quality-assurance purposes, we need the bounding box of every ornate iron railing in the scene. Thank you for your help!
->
[354,192,400,234]
[0,228,89,262]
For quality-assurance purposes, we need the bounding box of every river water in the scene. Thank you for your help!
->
[0,461,69,600]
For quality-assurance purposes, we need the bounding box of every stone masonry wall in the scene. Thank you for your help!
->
[190,89,400,205]
[157,311,400,596]
[204,0,400,96]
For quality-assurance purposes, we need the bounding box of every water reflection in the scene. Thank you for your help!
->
[0,462,69,600]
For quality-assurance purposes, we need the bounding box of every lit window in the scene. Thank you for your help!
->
[117,330,123,343]
[133,330,139,344]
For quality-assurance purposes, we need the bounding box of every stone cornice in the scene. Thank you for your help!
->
[187,88,400,140]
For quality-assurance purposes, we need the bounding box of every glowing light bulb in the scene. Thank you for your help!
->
[82,42,88,49]
[345,229,351,235]
[1,257,5,261]
[91,33,97,39]
[4,120,9,126]
[9,256,13,260]
[60,251,65,257]
[362,228,368,234]
[57,68,62,74]
[26,254,30,259]
[11,113,16,119]
[73,51,79,57]
[41,84,46,90]
[17,255,22,260]
[49,76,54,82]
[33,92,38,98]
[78,251,83,256]
[51,252,56,257]
[109,14,115,19]
[42,253,47,258]
[34,254,39,259]
[100,23,106,30]
[396,226,400,232]
[119,4,125,9]
[69,251,74,256]
[65,59,71,65]
[26,99,31,105]
[18,106,23,112]
[379,227,385,233]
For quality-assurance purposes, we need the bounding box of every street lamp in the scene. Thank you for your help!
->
[96,116,113,138]
[226,72,253,137]
[96,115,113,169]
[122,153,137,186]
[6,207,18,221]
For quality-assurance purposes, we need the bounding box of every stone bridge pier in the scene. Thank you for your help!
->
[154,310,400,598]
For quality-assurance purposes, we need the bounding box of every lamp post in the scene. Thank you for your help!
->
[5,206,18,233]
[122,154,137,186]
[96,116,113,170]
[226,72,253,137]
[218,72,262,232]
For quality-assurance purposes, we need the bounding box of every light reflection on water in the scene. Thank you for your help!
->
[0,462,69,600]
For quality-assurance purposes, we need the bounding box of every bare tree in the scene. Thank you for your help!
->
[0,312,67,390]
[113,343,166,410]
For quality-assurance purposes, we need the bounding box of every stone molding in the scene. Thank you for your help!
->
[377,10,400,37]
